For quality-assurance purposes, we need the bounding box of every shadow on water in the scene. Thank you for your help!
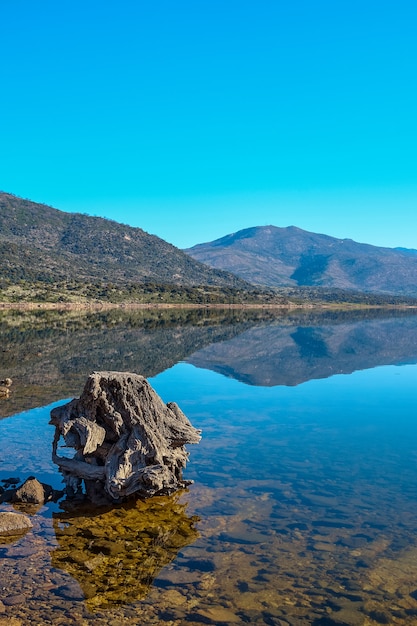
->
[51,493,199,611]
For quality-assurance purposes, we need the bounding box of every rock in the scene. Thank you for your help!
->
[50,371,201,503]
[53,584,84,601]
[0,489,15,503]
[13,477,49,505]
[1,477,20,486]
[2,594,26,606]
[0,511,32,536]
[193,607,241,624]
[0,378,12,398]
[368,610,391,624]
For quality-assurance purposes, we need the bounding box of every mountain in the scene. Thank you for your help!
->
[0,192,247,289]
[185,225,417,295]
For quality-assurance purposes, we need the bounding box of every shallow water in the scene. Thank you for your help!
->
[1,310,417,624]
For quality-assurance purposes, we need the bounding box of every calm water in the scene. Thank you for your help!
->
[1,309,417,625]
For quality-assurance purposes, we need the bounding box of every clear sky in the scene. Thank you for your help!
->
[1,0,416,249]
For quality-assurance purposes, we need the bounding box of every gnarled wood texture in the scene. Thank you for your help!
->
[50,371,201,503]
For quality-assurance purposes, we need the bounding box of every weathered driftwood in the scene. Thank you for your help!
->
[50,371,201,503]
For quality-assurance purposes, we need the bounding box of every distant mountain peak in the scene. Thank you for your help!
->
[185,225,417,296]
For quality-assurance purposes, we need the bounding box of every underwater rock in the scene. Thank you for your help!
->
[50,371,201,503]
[51,493,200,610]
[0,512,32,537]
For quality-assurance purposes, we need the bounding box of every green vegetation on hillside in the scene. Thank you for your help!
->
[2,192,417,308]
[1,277,417,307]
[0,192,249,289]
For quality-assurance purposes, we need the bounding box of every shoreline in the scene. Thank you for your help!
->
[1,301,417,311]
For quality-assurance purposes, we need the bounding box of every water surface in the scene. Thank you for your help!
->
[1,309,417,625]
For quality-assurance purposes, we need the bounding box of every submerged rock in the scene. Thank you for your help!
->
[50,371,201,503]
[0,512,32,537]
[51,493,199,610]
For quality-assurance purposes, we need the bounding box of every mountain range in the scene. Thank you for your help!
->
[185,225,417,296]
[1,192,417,300]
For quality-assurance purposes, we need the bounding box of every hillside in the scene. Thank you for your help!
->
[185,225,417,296]
[0,192,248,290]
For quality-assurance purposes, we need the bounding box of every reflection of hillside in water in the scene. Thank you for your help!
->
[187,312,417,386]
[0,308,263,417]
[2,308,417,415]
[51,493,199,611]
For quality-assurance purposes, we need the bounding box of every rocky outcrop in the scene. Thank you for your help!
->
[50,371,201,504]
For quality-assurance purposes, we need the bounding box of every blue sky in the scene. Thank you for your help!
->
[1,0,416,249]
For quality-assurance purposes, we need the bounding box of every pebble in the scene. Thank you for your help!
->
[219,529,267,544]
[326,608,365,625]
[156,569,201,586]
[2,594,26,606]
[193,606,241,623]
[312,541,336,552]
[54,585,84,601]
[159,589,186,606]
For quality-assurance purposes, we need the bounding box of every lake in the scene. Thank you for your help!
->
[1,308,417,625]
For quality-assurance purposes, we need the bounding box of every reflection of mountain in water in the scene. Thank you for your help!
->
[186,313,417,386]
[0,308,263,417]
[2,308,417,415]
[51,493,199,611]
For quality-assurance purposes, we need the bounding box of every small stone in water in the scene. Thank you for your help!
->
[0,512,32,536]
[2,594,27,606]
[1,477,20,485]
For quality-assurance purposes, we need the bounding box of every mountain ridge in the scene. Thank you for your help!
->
[0,191,249,290]
[185,225,417,295]
[2,192,417,303]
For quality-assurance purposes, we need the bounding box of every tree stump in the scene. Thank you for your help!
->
[50,371,201,503]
